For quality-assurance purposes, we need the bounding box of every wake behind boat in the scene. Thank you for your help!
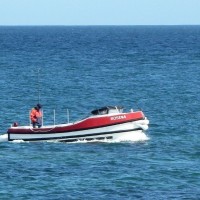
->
[7,106,149,142]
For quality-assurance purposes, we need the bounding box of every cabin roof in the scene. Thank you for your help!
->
[91,106,123,115]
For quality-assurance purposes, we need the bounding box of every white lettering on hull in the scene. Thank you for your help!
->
[110,115,126,120]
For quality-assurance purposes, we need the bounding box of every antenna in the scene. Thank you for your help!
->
[37,68,41,103]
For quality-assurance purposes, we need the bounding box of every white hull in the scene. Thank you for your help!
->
[9,119,149,142]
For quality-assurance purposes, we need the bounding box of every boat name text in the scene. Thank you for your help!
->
[111,115,126,120]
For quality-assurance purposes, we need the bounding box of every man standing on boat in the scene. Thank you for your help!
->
[30,104,43,128]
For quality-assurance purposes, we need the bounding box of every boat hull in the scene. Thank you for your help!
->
[8,120,149,142]
[7,111,149,142]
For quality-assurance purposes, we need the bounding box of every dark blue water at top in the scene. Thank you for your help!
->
[0,26,200,199]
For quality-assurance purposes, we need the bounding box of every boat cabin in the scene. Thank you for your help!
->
[91,106,123,115]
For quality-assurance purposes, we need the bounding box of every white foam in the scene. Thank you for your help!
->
[114,131,149,142]
[0,134,27,143]
[69,132,150,144]
[0,134,8,142]
[11,140,26,143]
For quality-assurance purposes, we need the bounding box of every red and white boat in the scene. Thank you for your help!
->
[7,106,149,142]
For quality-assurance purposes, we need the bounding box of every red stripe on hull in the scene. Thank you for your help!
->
[8,111,144,134]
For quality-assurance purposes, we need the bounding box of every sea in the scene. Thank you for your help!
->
[0,26,200,199]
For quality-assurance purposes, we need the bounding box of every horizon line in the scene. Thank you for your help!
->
[0,24,200,26]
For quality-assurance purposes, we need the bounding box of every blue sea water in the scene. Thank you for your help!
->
[0,26,200,199]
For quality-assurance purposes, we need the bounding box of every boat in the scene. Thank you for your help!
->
[7,106,149,142]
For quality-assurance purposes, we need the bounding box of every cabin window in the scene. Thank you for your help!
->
[108,109,120,114]
[99,110,108,115]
